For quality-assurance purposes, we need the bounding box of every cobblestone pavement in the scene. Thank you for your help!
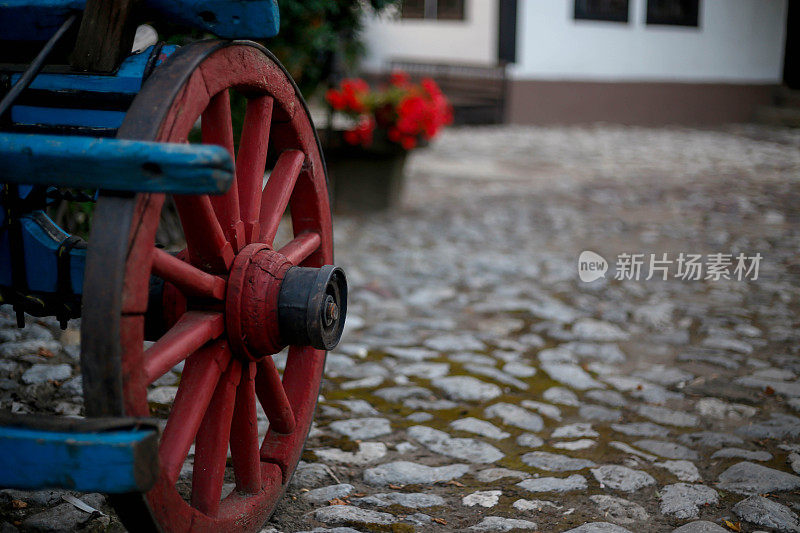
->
[1,124,800,532]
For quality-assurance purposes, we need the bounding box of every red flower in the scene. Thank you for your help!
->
[325,89,346,110]
[389,70,411,87]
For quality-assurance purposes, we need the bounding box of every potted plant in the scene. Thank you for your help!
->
[323,71,453,212]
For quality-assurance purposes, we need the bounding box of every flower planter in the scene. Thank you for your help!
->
[323,133,409,213]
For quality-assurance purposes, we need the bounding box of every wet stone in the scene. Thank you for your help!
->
[384,347,437,361]
[408,425,504,463]
[589,495,649,525]
[659,483,718,519]
[341,376,383,389]
[463,490,501,507]
[633,440,699,460]
[671,521,729,533]
[521,451,596,472]
[563,523,633,533]
[516,433,545,447]
[468,517,538,531]
[465,364,528,389]
[737,414,800,440]
[572,319,629,342]
[394,362,450,378]
[564,342,626,364]
[590,465,656,492]
[717,462,800,495]
[543,386,581,406]
[541,362,605,390]
[450,417,511,440]
[315,442,388,466]
[678,431,744,448]
[404,398,458,410]
[513,499,559,512]
[363,461,469,486]
[517,474,588,493]
[21,363,72,385]
[424,334,484,352]
[329,417,391,440]
[432,376,502,402]
[695,398,757,420]
[475,468,529,483]
[636,405,699,427]
[732,495,800,532]
[0,340,61,360]
[313,506,396,526]
[301,484,354,503]
[633,365,693,386]
[586,389,628,407]
[520,400,562,420]
[609,441,658,462]
[554,439,596,450]
[484,403,544,432]
[655,460,702,482]
[373,386,429,403]
[553,423,599,438]
[710,448,773,461]
[357,492,445,508]
[148,386,178,404]
[579,404,622,422]
[502,362,537,378]
[290,463,332,489]
[407,412,434,422]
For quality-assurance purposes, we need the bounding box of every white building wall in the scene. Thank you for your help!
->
[360,0,499,71]
[362,0,788,83]
[514,0,787,82]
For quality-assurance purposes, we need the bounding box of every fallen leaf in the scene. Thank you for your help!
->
[723,519,741,532]
[432,518,447,525]
[388,484,404,490]
[328,498,349,506]
[352,493,366,497]
[37,347,54,358]
[765,386,775,395]
[11,500,27,509]
[636,384,643,390]
[446,480,464,487]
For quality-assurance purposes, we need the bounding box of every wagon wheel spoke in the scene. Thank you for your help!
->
[192,359,241,517]
[151,248,226,300]
[229,361,263,493]
[143,311,225,384]
[173,195,234,272]
[237,95,274,243]
[159,341,232,484]
[202,89,244,250]
[258,150,305,245]
[255,357,295,435]
[277,231,321,266]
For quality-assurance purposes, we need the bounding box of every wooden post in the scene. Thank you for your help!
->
[70,0,141,73]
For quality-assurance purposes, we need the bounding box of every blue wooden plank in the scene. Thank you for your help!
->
[12,106,127,129]
[0,1,279,40]
[0,132,234,194]
[0,425,157,492]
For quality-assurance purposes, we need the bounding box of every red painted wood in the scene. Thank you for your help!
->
[151,247,226,300]
[254,357,295,434]
[192,359,241,517]
[237,96,273,243]
[143,311,225,384]
[203,90,245,251]
[159,341,231,484]
[230,362,262,493]
[258,150,304,244]
[173,194,234,273]
[112,44,333,532]
[260,346,324,482]
[278,231,320,266]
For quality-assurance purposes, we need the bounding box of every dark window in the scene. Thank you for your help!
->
[401,0,465,21]
[646,0,699,26]
[437,0,465,20]
[498,0,517,63]
[574,0,629,23]
[401,0,426,19]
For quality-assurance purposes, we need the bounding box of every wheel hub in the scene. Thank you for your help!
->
[225,243,347,361]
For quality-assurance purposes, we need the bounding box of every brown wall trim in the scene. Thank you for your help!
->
[507,79,775,126]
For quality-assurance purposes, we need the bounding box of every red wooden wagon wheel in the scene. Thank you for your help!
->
[79,41,346,532]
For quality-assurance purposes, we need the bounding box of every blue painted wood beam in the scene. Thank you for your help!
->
[0,0,280,41]
[0,132,234,194]
[0,421,158,493]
